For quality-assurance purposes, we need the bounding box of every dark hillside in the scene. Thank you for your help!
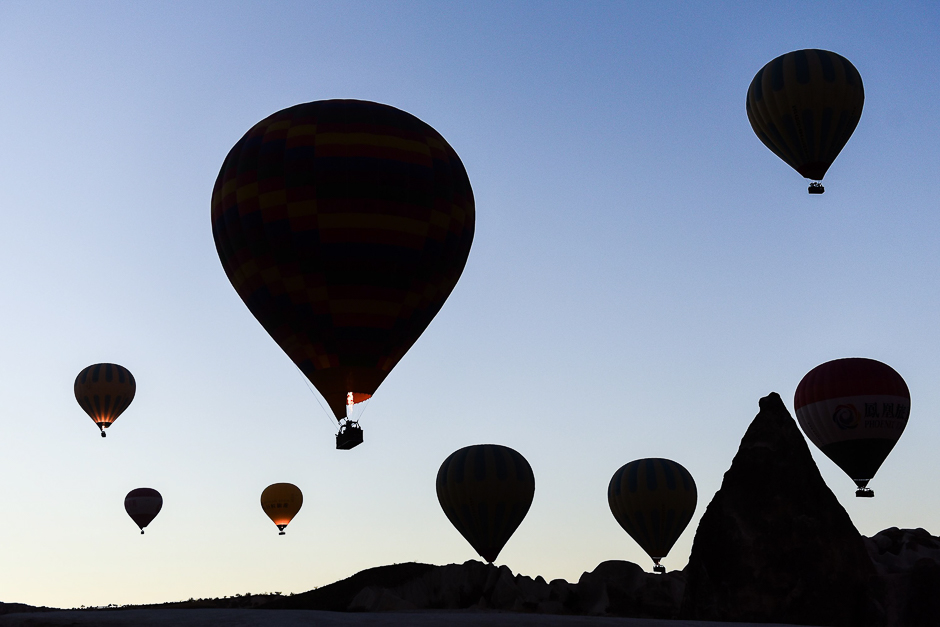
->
[258,563,437,611]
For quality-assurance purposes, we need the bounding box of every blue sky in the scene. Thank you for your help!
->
[0,1,938,608]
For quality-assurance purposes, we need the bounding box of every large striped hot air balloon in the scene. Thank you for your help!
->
[436,444,534,563]
[794,358,909,497]
[211,100,474,450]
[74,363,136,437]
[608,458,697,573]
[125,488,162,534]
[746,49,864,194]
[261,483,303,535]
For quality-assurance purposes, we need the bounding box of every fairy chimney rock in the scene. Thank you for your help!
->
[680,392,883,626]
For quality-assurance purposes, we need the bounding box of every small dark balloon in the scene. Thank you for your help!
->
[125,488,162,533]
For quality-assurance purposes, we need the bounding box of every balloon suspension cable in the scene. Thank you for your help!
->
[295,366,339,428]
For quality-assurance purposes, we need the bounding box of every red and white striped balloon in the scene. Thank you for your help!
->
[794,358,909,497]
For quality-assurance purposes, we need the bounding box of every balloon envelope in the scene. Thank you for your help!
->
[746,49,864,183]
[261,483,303,533]
[794,358,909,490]
[74,363,136,435]
[608,458,696,566]
[125,488,162,533]
[211,99,475,423]
[436,444,534,563]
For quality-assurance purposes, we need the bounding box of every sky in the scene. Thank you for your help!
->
[0,0,938,609]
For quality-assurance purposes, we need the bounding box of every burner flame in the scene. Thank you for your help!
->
[346,392,372,406]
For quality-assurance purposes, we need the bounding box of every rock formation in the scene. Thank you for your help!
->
[865,527,940,627]
[680,392,884,626]
[259,563,436,611]
[257,560,577,613]
[575,560,684,618]
[346,561,575,613]
[257,559,685,617]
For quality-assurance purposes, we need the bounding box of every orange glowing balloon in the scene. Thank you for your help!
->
[74,363,136,437]
[260,483,303,535]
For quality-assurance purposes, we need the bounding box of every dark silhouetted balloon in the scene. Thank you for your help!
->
[211,100,474,447]
[261,483,303,535]
[436,444,534,563]
[794,358,909,497]
[608,458,697,573]
[746,49,864,193]
[125,488,162,534]
[74,363,136,437]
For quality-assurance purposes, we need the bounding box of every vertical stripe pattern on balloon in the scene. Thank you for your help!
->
[74,363,136,429]
[746,49,864,181]
[436,444,535,563]
[608,458,697,561]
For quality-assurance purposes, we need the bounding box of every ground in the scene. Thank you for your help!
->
[0,609,816,626]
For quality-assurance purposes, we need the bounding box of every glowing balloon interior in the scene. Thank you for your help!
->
[74,363,136,437]
[261,483,303,535]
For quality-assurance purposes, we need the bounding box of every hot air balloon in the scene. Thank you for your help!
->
[436,444,534,563]
[74,363,136,437]
[261,483,303,535]
[794,358,909,497]
[746,49,864,194]
[608,458,697,573]
[211,99,474,450]
[125,488,162,534]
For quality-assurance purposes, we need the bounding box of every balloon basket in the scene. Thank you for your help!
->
[856,488,874,498]
[653,564,665,574]
[278,531,285,536]
[808,182,825,194]
[336,422,364,450]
